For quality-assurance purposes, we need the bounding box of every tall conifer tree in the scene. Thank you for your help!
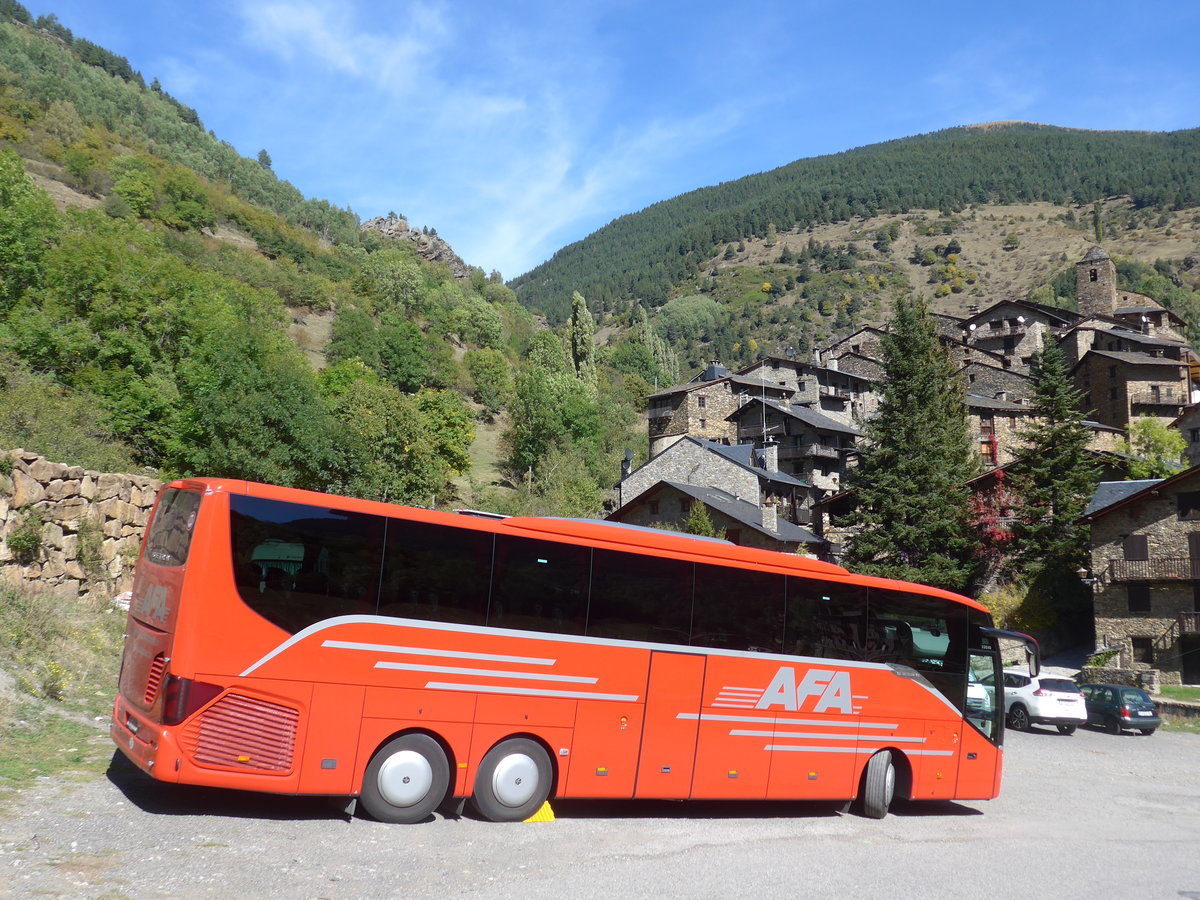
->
[844,296,980,591]
[1009,334,1099,579]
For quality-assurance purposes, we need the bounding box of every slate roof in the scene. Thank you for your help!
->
[965,393,1033,412]
[647,373,791,400]
[736,398,861,435]
[1076,349,1187,368]
[647,480,823,544]
[1083,479,1165,517]
[690,438,809,487]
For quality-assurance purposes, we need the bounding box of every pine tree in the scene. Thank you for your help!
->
[844,295,980,591]
[1008,334,1099,579]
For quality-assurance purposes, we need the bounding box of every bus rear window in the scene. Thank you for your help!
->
[144,489,202,567]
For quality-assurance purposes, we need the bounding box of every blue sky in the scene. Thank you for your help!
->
[23,1,1200,279]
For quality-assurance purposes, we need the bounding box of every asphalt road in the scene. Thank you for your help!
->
[2,724,1198,899]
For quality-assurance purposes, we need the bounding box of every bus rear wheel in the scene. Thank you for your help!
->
[471,738,552,822]
[860,750,895,819]
[360,733,450,824]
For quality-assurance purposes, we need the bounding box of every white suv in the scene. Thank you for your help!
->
[1000,669,1087,734]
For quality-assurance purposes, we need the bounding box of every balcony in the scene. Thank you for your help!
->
[797,442,843,460]
[1106,557,1200,582]
[819,385,852,401]
[1129,391,1181,409]
[1181,612,1200,635]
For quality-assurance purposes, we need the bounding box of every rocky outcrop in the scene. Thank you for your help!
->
[0,450,161,601]
[361,214,472,278]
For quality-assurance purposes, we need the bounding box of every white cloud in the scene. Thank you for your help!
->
[237,1,447,87]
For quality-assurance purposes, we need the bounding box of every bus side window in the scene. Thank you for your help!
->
[587,549,692,644]
[785,577,867,661]
[489,535,589,636]
[692,564,785,652]
[230,495,385,634]
[377,519,491,627]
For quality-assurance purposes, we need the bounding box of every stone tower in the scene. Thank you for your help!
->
[1076,246,1117,318]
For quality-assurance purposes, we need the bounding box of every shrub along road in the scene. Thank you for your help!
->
[1,724,1198,898]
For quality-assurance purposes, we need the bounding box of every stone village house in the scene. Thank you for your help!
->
[1080,467,1200,685]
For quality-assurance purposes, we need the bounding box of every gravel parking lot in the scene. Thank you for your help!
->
[2,724,1199,899]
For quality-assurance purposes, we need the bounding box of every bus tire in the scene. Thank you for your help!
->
[471,738,552,822]
[360,733,450,824]
[860,750,895,819]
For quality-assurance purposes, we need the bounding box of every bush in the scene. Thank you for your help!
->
[6,507,44,563]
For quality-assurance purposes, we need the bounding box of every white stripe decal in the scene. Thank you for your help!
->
[322,639,555,666]
[375,661,596,683]
[424,681,638,702]
[736,730,927,744]
[677,712,899,729]
[765,745,867,753]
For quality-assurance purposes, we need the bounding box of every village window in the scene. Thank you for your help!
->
[648,501,659,515]
[980,441,996,465]
[1193,428,1200,443]
[680,499,692,516]
[1123,534,1148,560]
[1177,493,1200,521]
[698,418,706,429]
[1109,387,1117,400]
[1090,268,1098,282]
[697,396,706,408]
[1131,637,1154,665]
[1127,585,1151,613]
[1108,366,1116,378]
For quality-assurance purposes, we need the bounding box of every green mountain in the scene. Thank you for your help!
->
[511,124,1200,325]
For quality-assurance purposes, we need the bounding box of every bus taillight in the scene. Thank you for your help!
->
[162,675,222,725]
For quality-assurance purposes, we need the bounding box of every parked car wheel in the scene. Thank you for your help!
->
[1056,723,1077,735]
[1008,704,1030,732]
[1105,716,1121,735]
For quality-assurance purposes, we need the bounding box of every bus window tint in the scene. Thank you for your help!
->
[693,564,785,652]
[489,536,589,635]
[230,495,385,634]
[144,489,202,567]
[588,550,692,644]
[785,578,868,660]
[378,519,492,626]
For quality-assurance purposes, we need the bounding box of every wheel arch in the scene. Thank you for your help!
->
[362,726,458,793]
[859,746,913,801]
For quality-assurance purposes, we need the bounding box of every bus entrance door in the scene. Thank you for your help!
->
[634,651,705,799]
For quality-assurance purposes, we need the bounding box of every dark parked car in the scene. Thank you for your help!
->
[1080,683,1161,735]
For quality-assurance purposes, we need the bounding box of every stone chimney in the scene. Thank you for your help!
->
[760,502,778,533]
[995,390,1007,401]
[762,440,779,472]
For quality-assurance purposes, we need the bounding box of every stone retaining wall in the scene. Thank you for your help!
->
[0,450,160,601]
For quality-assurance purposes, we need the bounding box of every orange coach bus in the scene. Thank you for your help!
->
[112,478,1036,822]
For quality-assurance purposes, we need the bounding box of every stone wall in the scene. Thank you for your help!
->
[0,450,161,600]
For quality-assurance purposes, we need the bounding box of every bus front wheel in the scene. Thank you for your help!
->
[471,738,552,822]
[860,750,895,819]
[360,733,450,824]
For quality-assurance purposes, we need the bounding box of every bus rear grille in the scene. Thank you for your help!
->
[180,694,299,773]
[143,653,166,705]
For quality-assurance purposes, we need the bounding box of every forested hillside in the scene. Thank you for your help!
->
[0,5,642,512]
[512,125,1200,323]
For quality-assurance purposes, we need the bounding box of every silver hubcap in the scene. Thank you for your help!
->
[378,750,433,807]
[491,752,539,807]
